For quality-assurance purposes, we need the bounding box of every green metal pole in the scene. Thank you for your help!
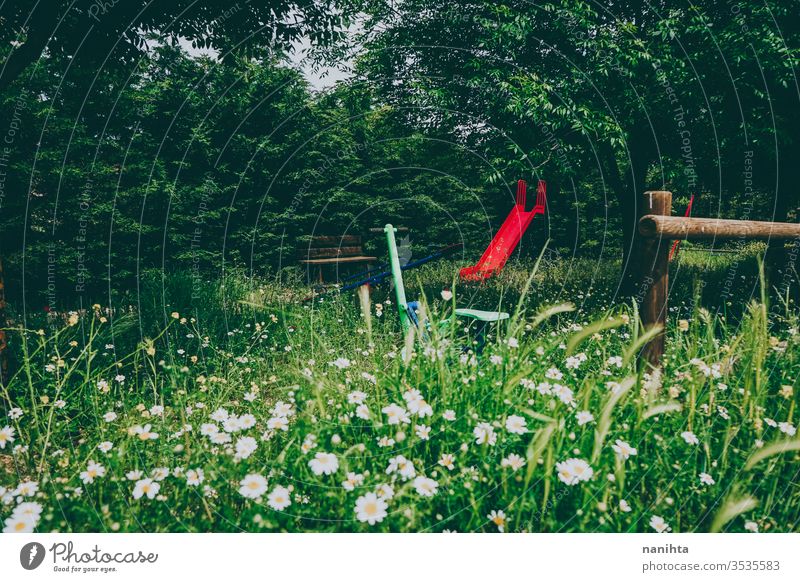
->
[384,224,411,331]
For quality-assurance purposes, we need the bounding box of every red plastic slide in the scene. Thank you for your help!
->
[460,179,547,281]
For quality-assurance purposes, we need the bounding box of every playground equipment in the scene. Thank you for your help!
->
[636,190,800,368]
[303,241,463,301]
[299,234,377,284]
[460,179,547,281]
[385,224,509,335]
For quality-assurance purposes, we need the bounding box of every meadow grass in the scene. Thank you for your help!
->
[1,250,799,532]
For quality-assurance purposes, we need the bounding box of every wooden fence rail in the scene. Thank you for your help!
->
[635,190,800,370]
[640,215,800,241]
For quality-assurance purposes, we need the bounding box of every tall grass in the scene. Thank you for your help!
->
[0,253,798,533]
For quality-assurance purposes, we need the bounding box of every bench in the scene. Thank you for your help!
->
[299,235,377,284]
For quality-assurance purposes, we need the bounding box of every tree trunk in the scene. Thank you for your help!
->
[601,140,649,297]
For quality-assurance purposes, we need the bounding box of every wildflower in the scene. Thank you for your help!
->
[501,453,525,471]
[235,436,258,460]
[612,439,637,461]
[386,455,416,480]
[3,513,36,533]
[619,499,632,512]
[97,379,110,393]
[473,422,497,446]
[132,424,159,441]
[329,358,351,369]
[355,404,370,420]
[413,476,439,497]
[15,481,39,497]
[678,320,689,332]
[238,474,268,499]
[438,454,455,471]
[151,467,170,481]
[103,412,117,422]
[185,469,204,486]
[271,402,294,418]
[12,502,43,523]
[267,486,292,511]
[440,289,453,301]
[546,368,563,380]
[699,472,715,486]
[348,391,367,404]
[778,422,797,436]
[565,356,582,369]
[223,416,243,433]
[507,337,519,348]
[415,425,431,440]
[505,415,528,435]
[487,510,506,532]
[79,460,106,485]
[649,515,671,533]
[211,407,229,422]
[681,431,699,446]
[552,384,575,406]
[576,411,594,426]
[443,410,456,421]
[308,452,339,476]
[132,478,160,500]
[607,355,623,368]
[780,385,793,399]
[355,493,388,525]
[0,426,15,449]
[342,472,364,491]
[489,354,503,365]
[556,458,594,485]
[97,441,113,453]
[744,521,759,532]
[267,416,289,432]
[382,403,410,425]
[8,408,23,420]
[376,484,394,500]
[239,414,257,429]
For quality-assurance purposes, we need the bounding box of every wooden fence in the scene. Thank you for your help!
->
[636,191,800,368]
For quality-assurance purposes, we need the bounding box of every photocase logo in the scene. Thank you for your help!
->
[20,542,46,570]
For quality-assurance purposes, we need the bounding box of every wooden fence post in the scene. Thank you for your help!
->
[638,191,672,368]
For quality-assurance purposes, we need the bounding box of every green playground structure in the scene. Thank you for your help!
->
[384,224,509,334]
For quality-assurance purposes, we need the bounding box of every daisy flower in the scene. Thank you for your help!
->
[487,510,506,532]
[267,486,292,511]
[79,460,106,484]
[308,452,339,476]
[473,422,497,446]
[501,453,525,471]
[185,469,204,486]
[612,439,637,461]
[355,493,388,525]
[505,415,528,435]
[132,478,160,500]
[238,474,268,499]
[649,515,671,533]
[413,476,439,497]
[0,426,15,449]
